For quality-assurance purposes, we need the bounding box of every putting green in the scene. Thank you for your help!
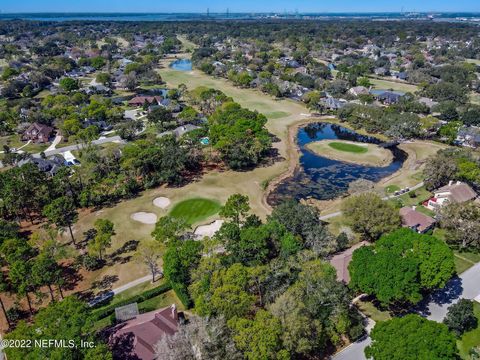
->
[306,140,393,167]
[169,198,221,225]
[328,142,368,153]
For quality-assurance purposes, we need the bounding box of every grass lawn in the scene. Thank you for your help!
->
[434,229,480,274]
[368,77,419,93]
[466,59,480,65]
[356,300,391,322]
[329,141,368,153]
[388,186,432,208]
[385,184,400,194]
[457,301,480,359]
[169,197,221,225]
[0,134,49,153]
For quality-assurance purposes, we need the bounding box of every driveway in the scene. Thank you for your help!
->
[331,262,480,360]
[32,135,125,158]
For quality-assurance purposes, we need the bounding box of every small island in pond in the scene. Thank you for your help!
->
[305,140,394,167]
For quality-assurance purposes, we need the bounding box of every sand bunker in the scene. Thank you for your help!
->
[130,212,158,224]
[153,197,171,209]
[194,220,224,238]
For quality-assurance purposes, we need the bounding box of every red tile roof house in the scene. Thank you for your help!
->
[21,122,54,143]
[399,206,436,233]
[424,181,477,211]
[109,305,179,360]
[128,96,162,107]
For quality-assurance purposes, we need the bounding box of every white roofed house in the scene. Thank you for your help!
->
[424,181,478,211]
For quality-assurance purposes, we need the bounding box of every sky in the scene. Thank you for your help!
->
[0,0,479,14]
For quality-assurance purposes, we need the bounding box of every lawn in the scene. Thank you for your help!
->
[356,300,391,322]
[328,141,368,154]
[434,229,480,274]
[457,301,480,359]
[169,197,221,225]
[385,184,400,194]
[368,77,419,93]
[388,186,432,208]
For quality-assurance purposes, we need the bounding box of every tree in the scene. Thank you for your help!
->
[269,259,357,357]
[357,77,372,87]
[229,310,287,360]
[163,240,203,304]
[96,72,111,86]
[0,272,11,327]
[444,299,478,336]
[31,252,61,303]
[88,219,114,260]
[365,314,458,360]
[151,216,188,244]
[349,229,455,306]
[441,202,480,250]
[220,194,250,225]
[270,200,337,256]
[211,284,255,320]
[59,77,79,92]
[43,196,78,244]
[155,316,241,360]
[341,192,401,241]
[4,297,111,360]
[135,240,162,282]
[424,151,459,190]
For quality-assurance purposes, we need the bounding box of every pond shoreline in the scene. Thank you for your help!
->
[264,121,408,207]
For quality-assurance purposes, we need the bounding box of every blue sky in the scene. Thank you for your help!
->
[1,0,479,13]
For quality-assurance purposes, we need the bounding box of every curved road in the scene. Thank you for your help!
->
[319,181,424,221]
[332,261,480,360]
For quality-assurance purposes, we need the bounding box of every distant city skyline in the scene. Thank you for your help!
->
[1,0,479,14]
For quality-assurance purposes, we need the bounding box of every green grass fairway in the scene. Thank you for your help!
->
[169,198,221,224]
[328,142,368,153]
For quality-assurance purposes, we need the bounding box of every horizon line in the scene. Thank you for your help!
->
[1,11,480,15]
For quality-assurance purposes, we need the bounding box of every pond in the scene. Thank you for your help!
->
[267,123,407,205]
[170,59,192,71]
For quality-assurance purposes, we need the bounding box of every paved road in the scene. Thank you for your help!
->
[331,262,480,360]
[32,135,125,158]
[319,182,424,221]
[111,274,152,295]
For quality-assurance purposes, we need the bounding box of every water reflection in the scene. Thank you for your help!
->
[268,123,407,205]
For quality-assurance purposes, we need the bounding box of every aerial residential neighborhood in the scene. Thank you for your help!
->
[0,2,480,360]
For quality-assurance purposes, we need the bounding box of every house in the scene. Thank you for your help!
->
[394,71,409,81]
[374,67,388,76]
[456,126,480,148]
[109,305,179,360]
[323,97,347,110]
[399,207,436,233]
[348,86,370,97]
[22,122,54,143]
[18,155,65,176]
[375,91,403,105]
[418,97,439,109]
[128,96,162,107]
[158,124,201,139]
[424,181,478,210]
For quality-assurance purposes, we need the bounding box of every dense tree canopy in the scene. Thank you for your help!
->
[366,314,458,360]
[349,229,455,306]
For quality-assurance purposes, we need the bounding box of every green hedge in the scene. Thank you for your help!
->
[91,282,172,321]
[171,282,192,309]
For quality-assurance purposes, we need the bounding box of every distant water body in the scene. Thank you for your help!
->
[1,12,479,22]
